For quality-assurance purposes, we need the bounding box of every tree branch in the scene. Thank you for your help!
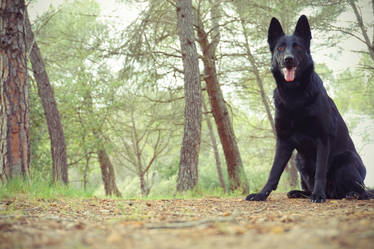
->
[349,0,374,61]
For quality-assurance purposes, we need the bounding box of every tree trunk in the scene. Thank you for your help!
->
[0,0,30,181]
[24,10,68,184]
[82,84,121,197]
[130,109,150,196]
[139,173,150,196]
[97,149,122,197]
[196,11,249,194]
[175,0,202,192]
[83,154,90,191]
[202,97,227,193]
[286,153,299,188]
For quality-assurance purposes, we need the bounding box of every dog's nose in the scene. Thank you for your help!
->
[284,55,294,65]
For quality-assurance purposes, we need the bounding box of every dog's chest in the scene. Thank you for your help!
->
[276,113,320,156]
[275,109,324,139]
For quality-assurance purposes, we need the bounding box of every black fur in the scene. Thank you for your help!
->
[246,15,370,203]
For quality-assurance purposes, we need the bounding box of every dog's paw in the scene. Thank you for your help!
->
[310,192,326,203]
[245,193,268,201]
[345,191,360,200]
[346,191,368,200]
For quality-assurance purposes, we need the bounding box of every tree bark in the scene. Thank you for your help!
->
[0,0,30,181]
[139,173,150,196]
[287,153,299,188]
[97,149,122,197]
[202,97,227,193]
[196,9,249,194]
[175,0,202,192]
[24,10,68,184]
[82,82,121,197]
[83,154,90,191]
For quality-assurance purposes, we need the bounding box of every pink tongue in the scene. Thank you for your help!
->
[283,68,295,82]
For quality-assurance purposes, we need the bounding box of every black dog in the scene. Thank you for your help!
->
[246,15,370,203]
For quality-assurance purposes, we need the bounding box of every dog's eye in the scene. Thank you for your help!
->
[294,44,302,50]
[277,46,285,52]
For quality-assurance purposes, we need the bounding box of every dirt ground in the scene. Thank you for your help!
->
[0,193,373,249]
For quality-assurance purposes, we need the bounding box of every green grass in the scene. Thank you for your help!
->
[0,177,94,199]
[0,173,296,200]
[0,177,244,200]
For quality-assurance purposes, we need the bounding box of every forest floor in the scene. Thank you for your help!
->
[0,193,373,249]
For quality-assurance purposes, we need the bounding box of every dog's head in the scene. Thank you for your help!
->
[268,15,313,85]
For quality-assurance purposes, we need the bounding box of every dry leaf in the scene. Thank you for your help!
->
[106,232,122,243]
[270,226,285,234]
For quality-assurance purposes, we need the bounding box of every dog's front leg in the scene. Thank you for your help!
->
[246,139,293,201]
[311,138,330,203]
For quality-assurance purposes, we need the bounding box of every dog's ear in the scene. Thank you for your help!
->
[294,15,312,42]
[268,17,284,52]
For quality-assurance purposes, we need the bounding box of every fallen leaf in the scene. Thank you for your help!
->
[107,232,122,243]
[270,226,285,234]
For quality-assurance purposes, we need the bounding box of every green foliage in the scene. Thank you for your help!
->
[333,55,374,118]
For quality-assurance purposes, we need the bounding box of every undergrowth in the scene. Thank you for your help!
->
[0,174,295,200]
[0,177,94,199]
[0,177,246,200]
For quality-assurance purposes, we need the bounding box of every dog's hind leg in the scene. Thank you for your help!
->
[327,151,368,200]
[287,154,313,199]
[287,190,311,198]
[287,178,312,198]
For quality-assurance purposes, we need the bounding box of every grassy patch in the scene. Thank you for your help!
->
[0,176,293,201]
[0,177,94,199]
